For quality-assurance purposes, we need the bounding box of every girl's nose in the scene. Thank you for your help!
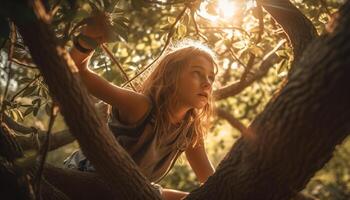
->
[202,76,212,89]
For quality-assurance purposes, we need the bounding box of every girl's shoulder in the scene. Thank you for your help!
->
[109,96,155,134]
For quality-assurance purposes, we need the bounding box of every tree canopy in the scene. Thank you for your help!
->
[0,0,350,199]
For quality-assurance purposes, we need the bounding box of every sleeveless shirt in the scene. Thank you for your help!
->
[64,100,194,183]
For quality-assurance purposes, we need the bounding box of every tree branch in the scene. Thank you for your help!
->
[214,40,284,100]
[3,113,75,151]
[215,108,248,135]
[122,6,188,87]
[9,0,161,199]
[260,0,318,61]
[187,2,350,198]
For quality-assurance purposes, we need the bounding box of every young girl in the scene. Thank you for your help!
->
[65,20,217,200]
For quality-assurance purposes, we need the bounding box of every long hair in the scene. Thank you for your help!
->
[140,40,218,148]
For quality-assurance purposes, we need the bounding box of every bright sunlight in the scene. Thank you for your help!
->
[198,0,238,23]
[217,0,237,19]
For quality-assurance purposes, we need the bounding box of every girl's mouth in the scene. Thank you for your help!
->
[198,92,208,99]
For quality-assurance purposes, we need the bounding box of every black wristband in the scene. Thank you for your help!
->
[73,35,96,53]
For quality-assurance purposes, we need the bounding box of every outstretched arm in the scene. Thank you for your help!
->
[70,19,149,125]
[185,138,215,184]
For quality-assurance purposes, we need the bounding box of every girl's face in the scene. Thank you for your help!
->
[176,55,215,110]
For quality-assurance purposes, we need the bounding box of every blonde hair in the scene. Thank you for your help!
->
[140,40,218,148]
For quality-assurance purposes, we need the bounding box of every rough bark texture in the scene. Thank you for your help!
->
[261,0,318,60]
[3,114,75,151]
[186,2,350,199]
[9,1,161,199]
[17,129,74,151]
[43,164,116,200]
[2,0,349,199]
[41,178,70,200]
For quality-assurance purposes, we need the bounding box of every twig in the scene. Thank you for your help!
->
[191,11,208,41]
[240,53,255,82]
[101,44,136,91]
[10,74,41,102]
[3,113,37,135]
[255,5,264,44]
[34,104,59,200]
[214,40,286,100]
[3,113,74,151]
[199,26,250,37]
[10,58,37,69]
[144,0,196,6]
[49,0,63,18]
[121,6,188,87]
[216,108,248,135]
[0,22,16,120]
[228,47,247,68]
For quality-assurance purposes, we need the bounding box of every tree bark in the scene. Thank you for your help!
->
[3,0,350,199]
[261,0,318,60]
[186,2,350,199]
[8,1,161,199]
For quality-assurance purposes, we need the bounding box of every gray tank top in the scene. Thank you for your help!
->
[64,100,194,183]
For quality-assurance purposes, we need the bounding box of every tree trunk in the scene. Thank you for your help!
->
[186,2,350,199]
[261,0,318,60]
[3,0,350,199]
[8,1,160,199]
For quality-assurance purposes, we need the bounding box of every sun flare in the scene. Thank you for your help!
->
[217,0,237,19]
[198,0,239,23]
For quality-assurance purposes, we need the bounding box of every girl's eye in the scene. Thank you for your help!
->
[193,71,201,76]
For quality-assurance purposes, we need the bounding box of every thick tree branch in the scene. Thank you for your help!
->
[215,108,248,135]
[9,0,160,199]
[187,2,350,199]
[15,129,75,152]
[4,112,73,152]
[213,52,280,100]
[261,0,318,60]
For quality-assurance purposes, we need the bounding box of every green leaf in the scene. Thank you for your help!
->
[14,109,24,121]
[17,77,32,85]
[23,107,34,117]
[42,88,49,99]
[115,17,129,25]
[33,107,39,117]
[21,85,37,97]
[232,41,246,49]
[113,23,128,41]
[275,50,289,59]
[249,46,264,57]
[32,98,42,107]
[112,8,124,14]
[160,24,172,32]
[176,24,187,38]
[168,17,176,24]
[45,103,52,115]
[276,59,288,76]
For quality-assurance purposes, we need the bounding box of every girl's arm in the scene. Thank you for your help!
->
[185,139,215,184]
[70,24,149,125]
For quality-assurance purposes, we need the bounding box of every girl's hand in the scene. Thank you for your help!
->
[78,12,113,49]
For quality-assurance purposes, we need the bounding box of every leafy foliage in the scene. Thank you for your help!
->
[0,0,348,199]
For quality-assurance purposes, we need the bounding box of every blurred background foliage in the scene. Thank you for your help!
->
[0,0,348,199]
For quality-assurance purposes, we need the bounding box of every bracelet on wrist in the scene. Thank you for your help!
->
[73,34,98,54]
